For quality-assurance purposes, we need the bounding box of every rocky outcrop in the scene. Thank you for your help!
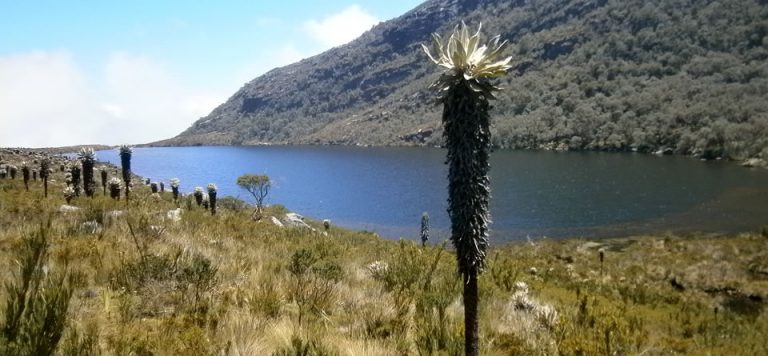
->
[282,213,313,230]
[742,158,767,168]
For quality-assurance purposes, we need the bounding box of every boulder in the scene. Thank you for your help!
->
[282,212,312,229]
[166,208,183,222]
[58,205,81,213]
[742,158,767,168]
[653,147,674,155]
[271,216,284,227]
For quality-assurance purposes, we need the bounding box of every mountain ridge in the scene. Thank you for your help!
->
[156,0,768,161]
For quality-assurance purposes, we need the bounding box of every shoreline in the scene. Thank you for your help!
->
[5,143,765,170]
[3,146,767,244]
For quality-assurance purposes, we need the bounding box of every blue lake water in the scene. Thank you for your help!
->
[93,146,768,242]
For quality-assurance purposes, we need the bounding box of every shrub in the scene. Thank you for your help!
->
[0,220,75,356]
[108,177,122,200]
[70,165,81,197]
[287,249,343,326]
[119,145,132,201]
[100,167,108,195]
[193,187,204,207]
[207,183,217,215]
[79,148,96,198]
[217,196,248,212]
[169,178,180,202]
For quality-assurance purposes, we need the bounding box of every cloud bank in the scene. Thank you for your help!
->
[303,5,379,48]
[0,5,379,148]
[0,51,224,148]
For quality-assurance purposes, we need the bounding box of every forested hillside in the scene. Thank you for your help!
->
[160,0,768,160]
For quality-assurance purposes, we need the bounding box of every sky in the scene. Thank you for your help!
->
[0,0,423,148]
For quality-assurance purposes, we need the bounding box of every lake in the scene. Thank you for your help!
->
[94,146,768,242]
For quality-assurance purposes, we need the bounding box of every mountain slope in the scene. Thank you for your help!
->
[159,0,768,160]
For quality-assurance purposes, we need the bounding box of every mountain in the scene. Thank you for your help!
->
[158,0,768,161]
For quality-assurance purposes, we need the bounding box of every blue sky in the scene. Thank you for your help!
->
[0,1,423,147]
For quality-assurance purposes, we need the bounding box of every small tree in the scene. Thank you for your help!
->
[108,177,122,200]
[21,163,30,191]
[40,159,50,198]
[170,178,180,202]
[193,187,204,207]
[118,145,132,201]
[79,148,96,198]
[421,212,430,247]
[207,183,218,215]
[70,165,81,197]
[423,23,511,356]
[236,174,271,218]
[100,167,108,196]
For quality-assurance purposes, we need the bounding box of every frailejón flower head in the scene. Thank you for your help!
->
[422,22,512,98]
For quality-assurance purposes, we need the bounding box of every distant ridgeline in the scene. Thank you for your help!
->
[158,0,768,161]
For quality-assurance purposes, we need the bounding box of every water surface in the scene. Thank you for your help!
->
[94,146,768,242]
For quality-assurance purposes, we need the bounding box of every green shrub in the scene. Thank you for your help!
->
[110,253,177,293]
[249,276,283,319]
[217,196,248,212]
[287,249,343,326]
[0,221,75,356]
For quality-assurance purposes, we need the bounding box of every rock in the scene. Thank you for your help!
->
[271,216,284,227]
[58,205,81,213]
[400,128,434,143]
[742,158,767,168]
[653,147,673,155]
[282,212,312,229]
[166,208,183,222]
[80,220,103,234]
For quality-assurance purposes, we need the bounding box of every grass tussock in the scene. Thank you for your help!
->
[0,149,767,355]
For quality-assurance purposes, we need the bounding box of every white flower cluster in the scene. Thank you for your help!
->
[169,178,180,188]
[510,281,559,329]
[207,183,217,192]
[62,186,75,198]
[108,177,122,188]
[366,261,389,280]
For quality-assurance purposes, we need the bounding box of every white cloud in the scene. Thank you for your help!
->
[0,51,225,148]
[303,5,378,48]
[0,51,100,147]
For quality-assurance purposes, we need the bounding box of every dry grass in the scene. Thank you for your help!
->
[0,149,767,355]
